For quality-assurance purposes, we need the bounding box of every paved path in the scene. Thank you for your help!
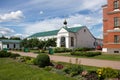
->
[11,51,120,70]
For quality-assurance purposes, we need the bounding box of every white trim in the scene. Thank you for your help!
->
[114,9,120,11]
[107,29,120,32]
[102,48,107,52]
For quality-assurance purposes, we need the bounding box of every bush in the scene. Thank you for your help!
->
[44,66,52,71]
[70,51,101,57]
[16,56,33,63]
[85,71,99,80]
[75,47,93,51]
[63,65,83,77]
[53,47,72,53]
[0,50,11,58]
[96,67,119,79]
[26,58,34,64]
[10,53,20,59]
[34,54,50,67]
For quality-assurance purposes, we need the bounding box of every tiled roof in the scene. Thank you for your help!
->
[0,40,21,43]
[29,26,85,38]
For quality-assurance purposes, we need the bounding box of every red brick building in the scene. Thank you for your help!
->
[102,0,120,53]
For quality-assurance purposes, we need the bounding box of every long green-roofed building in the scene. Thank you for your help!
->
[28,21,102,48]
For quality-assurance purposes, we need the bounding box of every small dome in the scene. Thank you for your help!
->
[63,19,67,25]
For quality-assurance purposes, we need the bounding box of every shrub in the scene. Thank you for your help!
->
[44,66,52,71]
[63,65,83,77]
[34,54,50,67]
[96,67,119,79]
[85,71,99,80]
[0,50,11,58]
[10,53,20,59]
[53,47,72,53]
[16,56,33,63]
[70,51,101,57]
[25,58,34,64]
[75,47,93,51]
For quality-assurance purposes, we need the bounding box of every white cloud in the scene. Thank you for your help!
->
[13,33,29,39]
[0,10,24,22]
[25,13,102,35]
[39,11,44,15]
[15,0,106,15]
[0,27,15,35]
[1,0,107,39]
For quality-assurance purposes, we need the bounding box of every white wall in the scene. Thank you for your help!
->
[76,27,95,48]
[38,35,57,40]
[57,28,69,48]
[15,44,20,49]
[69,32,76,48]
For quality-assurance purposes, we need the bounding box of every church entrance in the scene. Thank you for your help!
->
[60,37,66,47]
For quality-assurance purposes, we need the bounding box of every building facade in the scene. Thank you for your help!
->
[0,40,21,50]
[29,21,102,49]
[102,0,120,53]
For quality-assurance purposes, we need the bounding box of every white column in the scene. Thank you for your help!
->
[57,37,60,47]
[65,36,69,48]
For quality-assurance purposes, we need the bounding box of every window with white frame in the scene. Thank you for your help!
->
[114,0,119,9]
[114,35,120,43]
[114,17,120,27]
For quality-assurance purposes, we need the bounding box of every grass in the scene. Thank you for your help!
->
[54,52,120,61]
[0,58,75,80]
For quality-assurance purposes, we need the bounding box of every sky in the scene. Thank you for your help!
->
[0,0,107,39]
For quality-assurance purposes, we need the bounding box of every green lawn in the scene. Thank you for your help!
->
[0,58,75,80]
[54,53,120,61]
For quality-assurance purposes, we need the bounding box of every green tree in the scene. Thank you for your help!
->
[46,38,56,47]
[20,38,56,49]
[10,37,21,40]
[20,38,29,48]
[0,35,8,39]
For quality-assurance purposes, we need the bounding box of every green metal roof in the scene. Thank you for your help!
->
[29,30,59,38]
[29,26,85,38]
[0,40,21,43]
[63,26,84,32]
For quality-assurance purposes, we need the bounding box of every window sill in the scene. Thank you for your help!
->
[107,43,120,44]
[107,29,120,32]
[107,9,120,14]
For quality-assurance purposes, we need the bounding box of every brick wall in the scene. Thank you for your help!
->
[103,0,120,53]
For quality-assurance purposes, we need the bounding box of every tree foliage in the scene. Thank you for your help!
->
[20,38,56,49]
[0,35,8,39]
[10,37,21,40]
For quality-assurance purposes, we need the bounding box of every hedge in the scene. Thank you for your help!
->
[53,47,72,53]
[74,47,94,51]
[70,51,101,57]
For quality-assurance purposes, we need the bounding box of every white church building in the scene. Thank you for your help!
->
[28,20,102,49]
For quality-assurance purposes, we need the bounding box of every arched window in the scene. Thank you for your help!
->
[60,37,66,47]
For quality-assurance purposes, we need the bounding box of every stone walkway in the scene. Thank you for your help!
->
[11,51,120,70]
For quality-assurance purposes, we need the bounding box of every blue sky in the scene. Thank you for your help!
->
[0,0,106,38]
